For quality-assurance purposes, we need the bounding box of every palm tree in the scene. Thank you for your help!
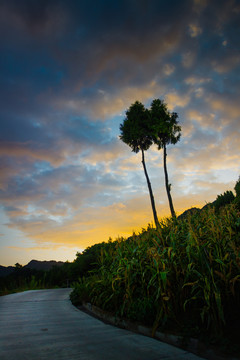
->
[119,101,160,228]
[150,99,181,218]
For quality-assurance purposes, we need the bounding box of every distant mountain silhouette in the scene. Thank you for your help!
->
[25,260,64,271]
[0,260,64,277]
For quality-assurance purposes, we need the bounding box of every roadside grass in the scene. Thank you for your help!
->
[71,204,240,355]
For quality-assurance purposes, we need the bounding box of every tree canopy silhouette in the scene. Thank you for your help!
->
[119,101,160,228]
[150,99,181,217]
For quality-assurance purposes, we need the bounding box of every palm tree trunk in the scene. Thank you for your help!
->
[141,149,160,228]
[163,144,176,218]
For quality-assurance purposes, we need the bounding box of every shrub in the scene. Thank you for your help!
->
[214,190,235,212]
[70,278,90,305]
[234,176,240,197]
[234,177,240,210]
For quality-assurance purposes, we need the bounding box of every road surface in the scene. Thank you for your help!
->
[0,288,205,360]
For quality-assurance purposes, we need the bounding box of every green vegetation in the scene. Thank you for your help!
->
[214,190,235,212]
[70,179,240,355]
[0,264,67,295]
[71,205,239,327]
[234,176,240,210]
[0,267,48,295]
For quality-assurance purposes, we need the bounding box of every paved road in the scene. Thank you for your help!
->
[0,289,205,360]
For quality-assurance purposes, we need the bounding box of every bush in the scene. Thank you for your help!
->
[70,278,90,305]
[214,190,235,212]
[234,176,240,197]
[234,177,240,210]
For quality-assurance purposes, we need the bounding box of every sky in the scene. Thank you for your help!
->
[0,0,239,266]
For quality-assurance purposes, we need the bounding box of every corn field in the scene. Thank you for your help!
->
[71,204,240,341]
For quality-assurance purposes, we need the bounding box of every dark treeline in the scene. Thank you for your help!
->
[0,243,114,295]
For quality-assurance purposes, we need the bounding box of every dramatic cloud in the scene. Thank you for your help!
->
[0,0,239,265]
